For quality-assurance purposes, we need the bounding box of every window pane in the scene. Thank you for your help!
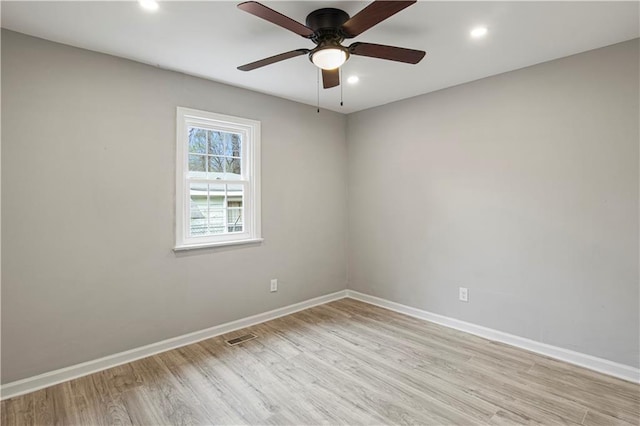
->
[208,156,224,179]
[227,208,243,233]
[228,133,242,157]
[207,209,225,234]
[189,183,208,236]
[207,185,225,235]
[227,184,244,233]
[188,128,207,154]
[225,157,241,177]
[208,131,225,156]
[226,184,243,200]
[189,155,206,172]
[227,185,244,232]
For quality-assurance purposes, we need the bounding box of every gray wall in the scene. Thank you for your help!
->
[1,30,348,383]
[347,39,639,368]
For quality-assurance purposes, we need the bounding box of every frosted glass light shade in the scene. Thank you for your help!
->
[312,48,347,70]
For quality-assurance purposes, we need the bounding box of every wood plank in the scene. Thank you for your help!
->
[0,393,33,426]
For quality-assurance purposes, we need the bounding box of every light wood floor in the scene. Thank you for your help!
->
[2,299,639,425]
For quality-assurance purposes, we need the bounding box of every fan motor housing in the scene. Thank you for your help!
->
[306,8,350,43]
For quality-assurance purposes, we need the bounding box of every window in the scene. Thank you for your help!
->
[175,107,261,250]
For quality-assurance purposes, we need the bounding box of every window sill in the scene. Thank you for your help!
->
[174,238,264,251]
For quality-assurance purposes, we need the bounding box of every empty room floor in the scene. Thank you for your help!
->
[2,299,639,425]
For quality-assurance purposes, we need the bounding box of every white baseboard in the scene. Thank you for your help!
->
[3,288,637,400]
[346,290,640,384]
[0,290,348,400]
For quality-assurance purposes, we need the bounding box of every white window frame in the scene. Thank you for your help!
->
[175,107,262,250]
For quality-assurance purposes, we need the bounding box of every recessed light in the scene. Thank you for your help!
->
[470,26,488,38]
[139,0,159,12]
[347,75,359,84]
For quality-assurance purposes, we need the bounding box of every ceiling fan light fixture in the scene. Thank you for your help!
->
[236,1,426,89]
[311,47,348,70]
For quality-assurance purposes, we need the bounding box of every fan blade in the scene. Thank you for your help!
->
[238,1,314,38]
[341,1,416,38]
[349,42,425,64]
[238,49,310,71]
[322,68,340,89]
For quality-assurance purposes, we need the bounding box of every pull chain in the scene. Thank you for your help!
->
[317,68,320,113]
[340,67,344,107]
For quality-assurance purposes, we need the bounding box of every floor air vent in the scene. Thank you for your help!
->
[225,333,258,346]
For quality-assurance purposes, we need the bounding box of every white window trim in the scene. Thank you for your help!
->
[175,107,262,251]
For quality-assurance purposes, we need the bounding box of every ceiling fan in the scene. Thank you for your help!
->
[237,1,426,89]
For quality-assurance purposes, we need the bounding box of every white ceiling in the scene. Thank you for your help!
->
[2,1,638,113]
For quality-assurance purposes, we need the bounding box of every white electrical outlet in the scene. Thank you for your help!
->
[459,287,469,302]
[270,279,278,292]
